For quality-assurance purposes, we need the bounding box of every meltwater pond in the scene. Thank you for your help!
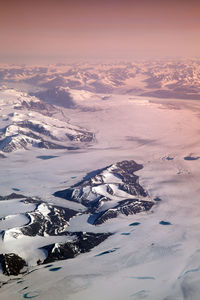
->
[159,221,172,225]
[184,156,200,161]
[129,222,141,226]
[95,248,119,256]
[36,156,59,160]
[49,267,62,272]
[23,291,40,299]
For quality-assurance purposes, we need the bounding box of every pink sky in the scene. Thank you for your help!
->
[0,0,200,63]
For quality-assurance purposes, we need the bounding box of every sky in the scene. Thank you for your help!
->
[0,0,200,63]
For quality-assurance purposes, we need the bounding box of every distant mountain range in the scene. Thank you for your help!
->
[1,59,200,100]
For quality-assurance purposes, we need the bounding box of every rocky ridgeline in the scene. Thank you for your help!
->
[0,194,111,276]
[42,232,112,263]
[14,99,55,116]
[1,196,80,240]
[0,119,94,153]
[0,89,94,154]
[0,232,111,276]
[21,201,78,237]
[54,160,155,225]
[0,161,155,276]
[1,60,200,99]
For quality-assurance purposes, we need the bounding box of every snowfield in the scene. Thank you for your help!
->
[0,62,200,300]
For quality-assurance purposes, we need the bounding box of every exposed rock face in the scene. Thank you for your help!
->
[0,194,111,271]
[0,193,26,200]
[1,198,79,238]
[94,199,154,225]
[0,160,155,273]
[0,253,27,276]
[21,202,78,237]
[43,232,112,263]
[0,88,95,154]
[0,119,94,153]
[66,130,94,143]
[54,160,154,224]
[14,99,55,116]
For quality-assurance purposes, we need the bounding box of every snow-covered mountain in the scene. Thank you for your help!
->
[0,160,154,276]
[0,87,54,115]
[0,88,94,154]
[54,160,154,225]
[0,61,200,299]
[1,59,200,100]
[0,192,110,274]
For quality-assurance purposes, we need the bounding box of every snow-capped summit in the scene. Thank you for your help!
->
[0,88,94,154]
[54,160,154,225]
[0,160,154,274]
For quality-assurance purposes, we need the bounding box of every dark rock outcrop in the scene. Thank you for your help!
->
[0,193,26,201]
[66,130,94,143]
[43,231,112,263]
[94,199,154,225]
[20,201,79,237]
[0,253,27,276]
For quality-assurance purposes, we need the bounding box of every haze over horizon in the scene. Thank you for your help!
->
[0,0,200,64]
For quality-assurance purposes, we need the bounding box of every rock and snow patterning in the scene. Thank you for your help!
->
[0,118,94,153]
[54,160,155,225]
[0,194,111,274]
[0,88,94,153]
[0,160,155,275]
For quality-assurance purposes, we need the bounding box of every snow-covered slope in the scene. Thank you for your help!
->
[0,160,154,276]
[0,87,54,115]
[0,192,111,273]
[0,62,200,299]
[0,88,94,154]
[54,160,154,225]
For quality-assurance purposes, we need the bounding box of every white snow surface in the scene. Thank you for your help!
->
[0,88,94,154]
[0,87,200,299]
